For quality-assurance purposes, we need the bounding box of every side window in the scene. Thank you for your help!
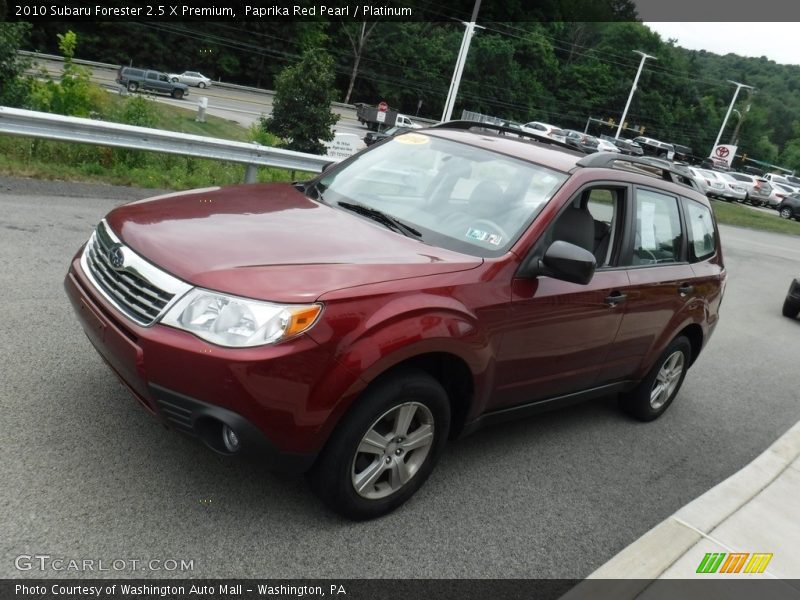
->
[685,201,716,261]
[546,187,624,268]
[631,189,682,265]
[585,189,619,267]
[146,71,157,80]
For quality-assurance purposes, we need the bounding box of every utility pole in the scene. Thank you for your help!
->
[730,87,755,146]
[615,51,656,139]
[441,0,482,123]
[713,80,753,150]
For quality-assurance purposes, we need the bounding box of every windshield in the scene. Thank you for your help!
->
[316,133,568,256]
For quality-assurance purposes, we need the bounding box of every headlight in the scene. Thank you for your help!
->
[161,288,322,347]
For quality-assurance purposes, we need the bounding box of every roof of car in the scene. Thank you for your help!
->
[423,128,584,173]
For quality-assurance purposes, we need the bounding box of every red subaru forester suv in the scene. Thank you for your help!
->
[65,123,725,519]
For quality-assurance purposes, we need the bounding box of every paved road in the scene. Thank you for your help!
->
[1,176,799,579]
[31,57,406,138]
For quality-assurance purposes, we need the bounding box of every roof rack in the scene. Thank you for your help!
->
[429,120,575,151]
[575,153,700,192]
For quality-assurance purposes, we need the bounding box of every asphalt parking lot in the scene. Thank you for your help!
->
[1,175,799,579]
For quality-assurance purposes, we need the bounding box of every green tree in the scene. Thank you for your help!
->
[0,22,32,107]
[261,48,339,154]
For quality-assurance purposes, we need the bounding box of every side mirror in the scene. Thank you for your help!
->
[539,240,596,285]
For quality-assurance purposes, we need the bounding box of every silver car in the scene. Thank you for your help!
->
[521,121,566,143]
[725,173,772,206]
[169,71,212,88]
[717,172,749,202]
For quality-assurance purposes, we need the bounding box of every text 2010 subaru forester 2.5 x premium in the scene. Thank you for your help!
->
[65,123,725,519]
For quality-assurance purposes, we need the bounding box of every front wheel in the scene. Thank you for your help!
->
[198,81,206,89]
[172,89,184,99]
[620,336,691,422]
[309,368,450,520]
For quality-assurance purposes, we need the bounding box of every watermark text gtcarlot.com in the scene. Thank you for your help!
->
[14,555,194,572]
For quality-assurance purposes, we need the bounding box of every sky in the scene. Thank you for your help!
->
[643,23,800,67]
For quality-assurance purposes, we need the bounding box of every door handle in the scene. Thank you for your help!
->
[604,291,627,307]
[678,283,695,296]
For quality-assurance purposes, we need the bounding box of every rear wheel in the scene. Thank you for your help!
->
[171,77,179,83]
[309,368,450,520]
[127,81,138,92]
[620,336,691,422]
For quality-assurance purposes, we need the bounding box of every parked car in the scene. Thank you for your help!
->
[596,138,621,153]
[777,193,800,220]
[716,173,748,202]
[672,144,693,162]
[687,167,726,198]
[169,71,212,88]
[117,67,189,99]
[633,136,675,159]
[783,278,800,319]
[363,125,410,146]
[564,130,600,153]
[767,182,798,208]
[64,124,725,519]
[521,121,566,143]
[600,135,643,156]
[725,173,772,206]
[700,157,731,172]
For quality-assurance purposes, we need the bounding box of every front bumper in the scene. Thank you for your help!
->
[64,258,353,474]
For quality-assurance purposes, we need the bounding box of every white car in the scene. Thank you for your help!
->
[395,114,422,129]
[521,121,566,143]
[767,181,800,208]
[717,172,749,202]
[687,167,726,198]
[169,71,212,88]
[596,138,620,152]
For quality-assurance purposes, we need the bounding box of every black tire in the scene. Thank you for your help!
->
[309,368,450,520]
[127,81,138,92]
[619,336,692,422]
[171,77,179,83]
[783,297,800,319]
[198,81,206,89]
[172,89,184,100]
[779,206,793,219]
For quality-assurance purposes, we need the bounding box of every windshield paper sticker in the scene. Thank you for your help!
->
[394,133,429,145]
[467,228,502,245]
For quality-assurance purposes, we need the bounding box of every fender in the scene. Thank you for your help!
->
[633,297,708,379]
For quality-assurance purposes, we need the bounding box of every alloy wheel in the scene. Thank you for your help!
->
[650,351,685,410]
[351,402,434,500]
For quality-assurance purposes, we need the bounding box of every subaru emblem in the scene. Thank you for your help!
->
[109,245,125,270]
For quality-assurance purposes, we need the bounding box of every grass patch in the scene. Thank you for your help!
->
[711,200,800,236]
[0,92,312,189]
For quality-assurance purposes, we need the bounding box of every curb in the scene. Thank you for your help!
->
[586,420,800,580]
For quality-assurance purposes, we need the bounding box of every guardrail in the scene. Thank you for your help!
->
[0,106,335,182]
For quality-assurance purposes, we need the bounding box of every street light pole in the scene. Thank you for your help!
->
[713,80,753,150]
[615,51,656,139]
[729,87,755,146]
[441,0,482,122]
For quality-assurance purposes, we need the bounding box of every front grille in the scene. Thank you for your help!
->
[81,220,190,326]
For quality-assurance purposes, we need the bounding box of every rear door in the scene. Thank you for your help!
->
[598,186,695,382]
[144,71,159,92]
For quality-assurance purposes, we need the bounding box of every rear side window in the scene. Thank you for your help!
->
[685,201,716,261]
[632,189,682,265]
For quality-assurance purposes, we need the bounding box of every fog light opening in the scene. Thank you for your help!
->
[222,425,240,453]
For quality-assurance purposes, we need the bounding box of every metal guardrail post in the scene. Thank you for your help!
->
[245,164,258,184]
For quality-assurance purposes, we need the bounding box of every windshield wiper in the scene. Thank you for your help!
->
[337,201,422,239]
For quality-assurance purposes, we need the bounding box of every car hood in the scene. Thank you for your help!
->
[105,184,482,303]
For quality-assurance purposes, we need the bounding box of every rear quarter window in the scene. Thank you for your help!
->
[685,200,716,261]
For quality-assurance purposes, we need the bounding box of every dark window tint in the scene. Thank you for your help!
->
[632,189,682,265]
[685,201,716,261]
[146,71,158,80]
[730,174,751,182]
